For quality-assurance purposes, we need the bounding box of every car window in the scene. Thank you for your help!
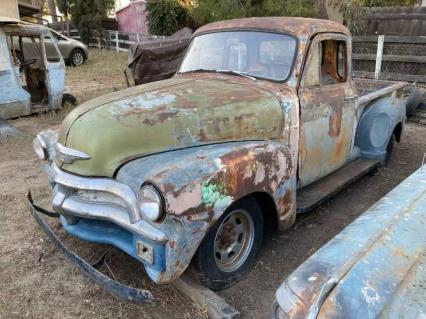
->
[180,31,297,82]
[44,34,62,63]
[320,39,347,85]
[46,30,65,41]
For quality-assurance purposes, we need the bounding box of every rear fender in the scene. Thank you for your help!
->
[355,96,405,163]
[116,141,296,282]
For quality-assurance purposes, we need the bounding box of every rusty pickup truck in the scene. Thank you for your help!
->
[30,18,407,300]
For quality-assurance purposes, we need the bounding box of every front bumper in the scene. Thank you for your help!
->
[28,192,153,304]
[47,163,168,273]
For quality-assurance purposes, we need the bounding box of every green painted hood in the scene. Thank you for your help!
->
[59,77,284,177]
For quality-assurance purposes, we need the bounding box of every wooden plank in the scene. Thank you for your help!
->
[353,36,426,44]
[353,53,426,64]
[2,0,19,19]
[366,13,426,20]
[354,71,426,83]
[174,273,239,319]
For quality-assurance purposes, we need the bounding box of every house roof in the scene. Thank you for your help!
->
[194,17,350,38]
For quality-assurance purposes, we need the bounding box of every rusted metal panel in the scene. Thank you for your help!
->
[298,33,357,187]
[115,141,296,282]
[0,22,65,119]
[0,31,31,119]
[194,17,351,40]
[274,164,426,319]
[60,77,286,177]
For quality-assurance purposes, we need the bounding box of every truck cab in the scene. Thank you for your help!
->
[31,17,406,295]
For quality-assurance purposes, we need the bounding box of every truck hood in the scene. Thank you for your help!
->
[58,77,284,177]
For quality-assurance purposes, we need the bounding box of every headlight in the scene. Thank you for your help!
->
[33,135,47,160]
[138,184,163,222]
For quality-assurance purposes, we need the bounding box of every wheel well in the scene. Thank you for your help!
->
[248,192,278,230]
[393,122,402,143]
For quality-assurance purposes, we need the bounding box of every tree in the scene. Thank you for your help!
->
[46,0,58,22]
[56,0,115,43]
[189,0,319,27]
[56,0,70,19]
[146,0,191,36]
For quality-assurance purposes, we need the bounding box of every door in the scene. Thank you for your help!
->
[44,30,65,62]
[42,31,65,110]
[298,33,357,187]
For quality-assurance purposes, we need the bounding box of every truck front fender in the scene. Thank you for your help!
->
[116,141,296,282]
[355,96,405,163]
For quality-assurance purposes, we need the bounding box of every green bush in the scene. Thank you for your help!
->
[189,0,320,27]
[146,0,191,36]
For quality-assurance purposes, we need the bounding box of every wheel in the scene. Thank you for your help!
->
[69,49,85,66]
[383,134,394,166]
[405,87,422,116]
[191,196,263,291]
[61,93,77,107]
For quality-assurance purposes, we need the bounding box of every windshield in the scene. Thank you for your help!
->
[179,31,297,82]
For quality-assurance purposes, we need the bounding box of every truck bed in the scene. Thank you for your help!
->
[354,78,408,107]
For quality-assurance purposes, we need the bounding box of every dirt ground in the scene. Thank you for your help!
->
[1,50,426,319]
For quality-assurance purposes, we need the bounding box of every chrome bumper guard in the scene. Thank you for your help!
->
[49,163,167,243]
[28,191,154,304]
[51,163,141,223]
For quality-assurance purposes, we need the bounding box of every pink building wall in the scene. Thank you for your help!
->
[116,1,148,35]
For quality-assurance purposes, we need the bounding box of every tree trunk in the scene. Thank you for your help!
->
[47,0,58,22]
[317,0,329,19]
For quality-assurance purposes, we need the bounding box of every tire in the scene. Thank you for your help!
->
[191,196,264,291]
[405,87,422,116]
[383,134,394,166]
[61,93,77,107]
[69,49,85,66]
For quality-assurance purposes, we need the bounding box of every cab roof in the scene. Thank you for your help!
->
[194,17,351,38]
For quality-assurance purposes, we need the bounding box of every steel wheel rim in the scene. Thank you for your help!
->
[214,209,255,272]
[72,52,84,65]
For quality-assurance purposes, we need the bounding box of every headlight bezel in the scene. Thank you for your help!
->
[138,183,164,222]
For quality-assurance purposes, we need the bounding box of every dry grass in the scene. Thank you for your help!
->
[65,48,132,104]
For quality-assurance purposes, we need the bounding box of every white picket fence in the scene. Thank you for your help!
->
[66,29,165,52]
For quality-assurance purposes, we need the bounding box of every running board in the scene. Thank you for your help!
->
[297,159,380,213]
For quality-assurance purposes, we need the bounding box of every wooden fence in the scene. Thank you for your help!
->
[353,35,426,84]
[362,6,426,36]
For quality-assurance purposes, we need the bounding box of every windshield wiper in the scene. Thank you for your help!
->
[178,68,216,74]
[216,69,257,81]
[180,68,257,81]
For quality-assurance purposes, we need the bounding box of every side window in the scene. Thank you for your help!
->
[337,42,346,79]
[320,39,347,85]
[44,33,62,63]
[303,41,321,87]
